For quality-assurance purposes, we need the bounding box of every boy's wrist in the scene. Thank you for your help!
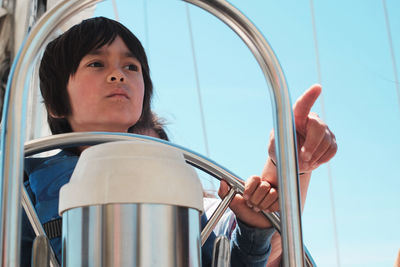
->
[270,158,306,175]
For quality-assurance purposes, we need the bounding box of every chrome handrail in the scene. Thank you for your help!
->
[0,1,101,265]
[1,0,308,266]
[183,1,304,266]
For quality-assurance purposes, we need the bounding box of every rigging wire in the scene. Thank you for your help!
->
[184,3,210,157]
[111,0,119,22]
[309,1,341,266]
[382,0,400,112]
[143,0,150,52]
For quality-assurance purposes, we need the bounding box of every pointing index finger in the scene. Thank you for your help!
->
[293,84,322,131]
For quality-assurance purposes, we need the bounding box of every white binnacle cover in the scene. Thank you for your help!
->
[59,140,204,215]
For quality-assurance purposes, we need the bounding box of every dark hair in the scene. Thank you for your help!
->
[150,113,169,141]
[39,16,153,134]
[153,122,169,141]
[133,112,169,141]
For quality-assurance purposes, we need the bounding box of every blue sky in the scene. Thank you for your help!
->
[93,1,400,266]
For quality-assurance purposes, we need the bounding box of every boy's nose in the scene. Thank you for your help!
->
[107,71,125,83]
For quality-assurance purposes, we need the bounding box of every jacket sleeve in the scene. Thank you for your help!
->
[230,219,275,267]
[202,198,275,266]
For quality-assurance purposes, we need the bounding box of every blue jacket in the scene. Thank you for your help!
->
[22,150,274,266]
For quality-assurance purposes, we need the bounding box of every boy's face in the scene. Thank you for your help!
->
[66,36,145,132]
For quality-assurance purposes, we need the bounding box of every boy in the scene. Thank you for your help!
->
[24,16,337,267]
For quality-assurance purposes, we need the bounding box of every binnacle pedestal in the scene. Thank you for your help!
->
[59,141,204,267]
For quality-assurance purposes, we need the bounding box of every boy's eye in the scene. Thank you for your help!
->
[88,62,103,68]
[125,64,139,71]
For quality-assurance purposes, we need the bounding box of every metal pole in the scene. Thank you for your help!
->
[0,1,101,266]
[201,188,236,245]
[183,1,305,266]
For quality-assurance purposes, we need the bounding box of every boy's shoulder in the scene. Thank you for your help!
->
[24,149,78,175]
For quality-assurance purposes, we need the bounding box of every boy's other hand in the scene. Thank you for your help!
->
[218,178,278,229]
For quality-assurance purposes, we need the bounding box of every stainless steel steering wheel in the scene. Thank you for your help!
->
[23,132,316,267]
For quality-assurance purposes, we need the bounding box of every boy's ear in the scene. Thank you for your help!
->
[48,110,65,119]
[46,104,66,119]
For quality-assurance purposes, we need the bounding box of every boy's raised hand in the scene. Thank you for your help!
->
[268,84,337,176]
[218,84,337,229]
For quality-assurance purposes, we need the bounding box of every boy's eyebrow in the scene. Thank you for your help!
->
[86,49,136,59]
[124,51,136,59]
[86,49,103,56]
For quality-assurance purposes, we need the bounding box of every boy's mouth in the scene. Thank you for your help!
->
[107,89,130,99]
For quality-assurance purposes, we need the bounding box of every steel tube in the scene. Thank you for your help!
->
[201,188,236,245]
[183,1,305,266]
[0,0,102,265]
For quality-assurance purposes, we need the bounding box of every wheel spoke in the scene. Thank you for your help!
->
[201,188,236,246]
